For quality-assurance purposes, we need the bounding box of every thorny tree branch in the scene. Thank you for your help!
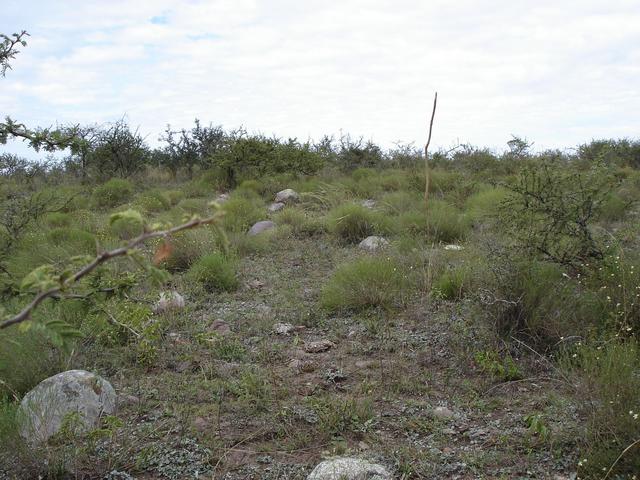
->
[0,30,28,77]
[0,213,223,329]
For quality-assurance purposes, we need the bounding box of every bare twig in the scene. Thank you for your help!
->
[0,213,223,329]
[424,92,438,206]
[602,438,640,480]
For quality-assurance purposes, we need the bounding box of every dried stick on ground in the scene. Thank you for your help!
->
[424,92,438,206]
[0,213,223,330]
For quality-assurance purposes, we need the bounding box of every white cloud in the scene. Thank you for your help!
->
[1,0,639,158]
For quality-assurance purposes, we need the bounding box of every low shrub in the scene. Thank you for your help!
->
[46,228,96,254]
[320,257,409,312]
[0,328,63,399]
[187,252,239,292]
[599,192,628,222]
[165,189,185,206]
[273,207,325,237]
[432,266,469,300]
[177,198,210,216]
[221,195,265,233]
[326,203,381,243]
[398,201,469,243]
[92,178,134,208]
[135,189,171,213]
[465,186,510,224]
[563,340,640,477]
[379,191,421,214]
[161,228,217,272]
[43,212,72,229]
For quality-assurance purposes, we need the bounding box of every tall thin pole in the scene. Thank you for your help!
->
[425,92,438,206]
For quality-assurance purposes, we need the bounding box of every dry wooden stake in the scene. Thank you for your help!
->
[425,91,438,206]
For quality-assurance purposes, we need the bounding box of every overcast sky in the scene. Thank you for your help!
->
[2,0,639,158]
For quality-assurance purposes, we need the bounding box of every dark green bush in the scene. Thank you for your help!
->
[46,228,96,254]
[221,195,264,233]
[92,178,134,208]
[321,257,409,312]
[187,252,239,292]
[327,203,381,243]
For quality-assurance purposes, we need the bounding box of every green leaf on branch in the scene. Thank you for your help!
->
[21,264,58,292]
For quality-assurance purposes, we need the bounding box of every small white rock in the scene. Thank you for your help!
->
[153,291,185,313]
[444,244,464,251]
[307,457,391,480]
[432,406,455,419]
[358,236,390,252]
[273,322,296,335]
[361,199,376,209]
[268,202,285,212]
[248,220,276,236]
[275,188,299,204]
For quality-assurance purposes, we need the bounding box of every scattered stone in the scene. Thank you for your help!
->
[19,370,116,443]
[118,394,140,407]
[256,455,273,464]
[247,279,264,289]
[444,244,464,251]
[307,457,391,480]
[355,360,377,369]
[213,361,242,379]
[289,358,317,373]
[273,322,296,335]
[256,304,274,319]
[268,202,285,212]
[167,332,187,344]
[248,220,276,236]
[208,319,231,335]
[275,188,299,204]
[153,291,185,314]
[324,368,347,383]
[432,406,455,420]
[291,405,319,424]
[358,236,390,252]
[174,360,193,373]
[104,471,135,480]
[304,340,335,353]
[215,193,230,204]
[193,416,209,432]
[361,199,377,209]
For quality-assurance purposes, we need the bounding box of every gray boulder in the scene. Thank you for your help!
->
[358,236,390,252]
[248,220,276,236]
[307,457,391,480]
[19,370,116,443]
[268,202,285,213]
[275,189,299,204]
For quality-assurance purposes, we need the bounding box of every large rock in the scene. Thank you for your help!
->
[248,220,276,236]
[268,202,285,213]
[275,189,299,204]
[358,236,390,252]
[19,370,116,443]
[307,457,391,480]
[153,290,185,314]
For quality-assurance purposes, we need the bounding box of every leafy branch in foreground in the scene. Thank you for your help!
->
[0,117,86,153]
[0,30,28,77]
[0,208,225,330]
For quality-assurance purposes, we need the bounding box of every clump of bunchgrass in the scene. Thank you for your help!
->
[187,252,239,292]
[320,256,410,312]
[92,178,134,208]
